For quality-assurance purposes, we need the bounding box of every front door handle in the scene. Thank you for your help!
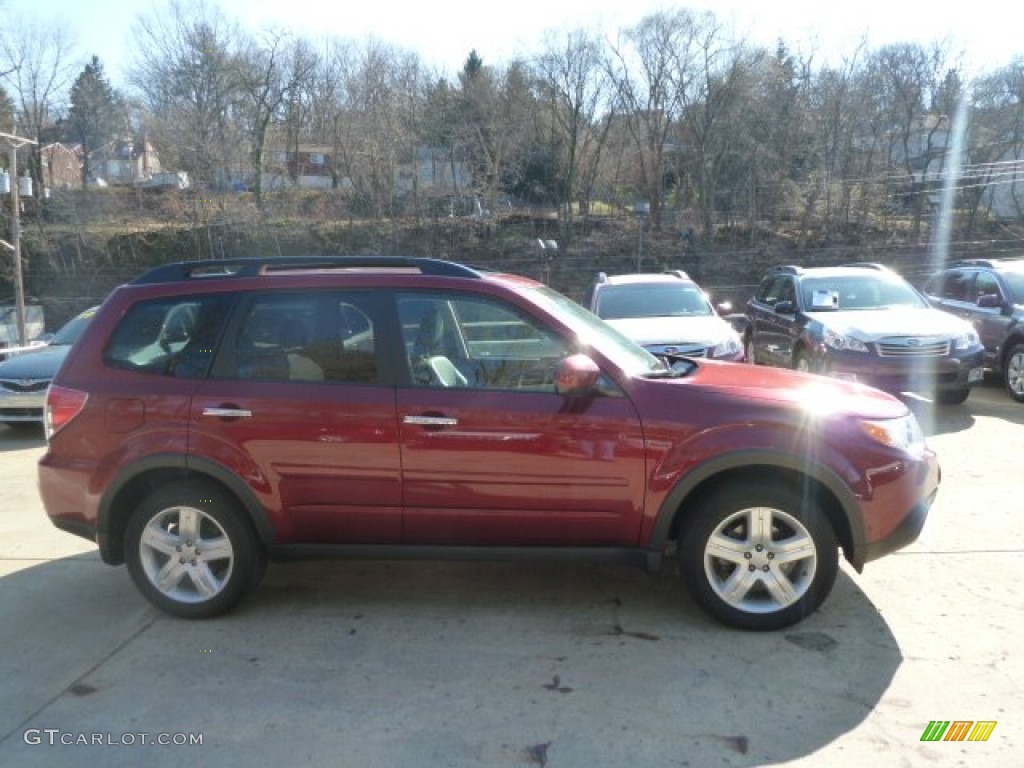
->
[403,415,458,427]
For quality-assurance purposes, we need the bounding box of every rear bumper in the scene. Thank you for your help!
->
[50,515,98,545]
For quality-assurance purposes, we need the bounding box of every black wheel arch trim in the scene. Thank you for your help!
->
[647,449,868,571]
[96,453,276,565]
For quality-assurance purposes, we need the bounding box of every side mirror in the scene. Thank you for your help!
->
[773,300,796,315]
[977,293,1004,310]
[555,354,601,396]
[715,301,733,315]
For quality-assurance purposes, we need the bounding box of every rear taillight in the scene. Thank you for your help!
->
[44,385,89,440]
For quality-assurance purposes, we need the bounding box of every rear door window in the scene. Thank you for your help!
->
[213,291,380,384]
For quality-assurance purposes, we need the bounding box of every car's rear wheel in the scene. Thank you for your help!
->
[679,482,839,631]
[936,387,970,405]
[1005,342,1024,403]
[125,480,267,618]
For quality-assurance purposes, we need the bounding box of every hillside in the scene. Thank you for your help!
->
[10,188,1024,329]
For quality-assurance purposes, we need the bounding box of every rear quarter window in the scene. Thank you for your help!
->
[103,295,233,378]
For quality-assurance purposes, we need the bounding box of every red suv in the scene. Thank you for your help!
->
[39,257,939,630]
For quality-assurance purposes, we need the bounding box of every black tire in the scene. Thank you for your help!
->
[125,479,267,619]
[794,350,811,374]
[679,481,839,631]
[744,335,757,365]
[1004,342,1024,403]
[936,387,970,405]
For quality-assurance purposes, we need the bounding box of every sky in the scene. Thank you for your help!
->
[23,0,1024,90]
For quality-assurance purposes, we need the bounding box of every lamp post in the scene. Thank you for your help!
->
[0,131,37,348]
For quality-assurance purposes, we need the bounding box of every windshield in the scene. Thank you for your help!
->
[50,307,97,346]
[800,275,926,311]
[1003,270,1024,303]
[526,285,665,375]
[595,282,713,319]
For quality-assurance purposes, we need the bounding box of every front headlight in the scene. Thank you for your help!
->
[823,328,868,352]
[858,414,926,456]
[953,331,979,350]
[709,332,742,358]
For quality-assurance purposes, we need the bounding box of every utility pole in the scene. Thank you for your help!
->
[0,131,37,347]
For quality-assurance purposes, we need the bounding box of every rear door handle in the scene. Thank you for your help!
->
[203,407,253,418]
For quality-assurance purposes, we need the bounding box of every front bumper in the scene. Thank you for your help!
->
[862,489,936,564]
[822,348,984,393]
[0,388,47,422]
[854,448,940,569]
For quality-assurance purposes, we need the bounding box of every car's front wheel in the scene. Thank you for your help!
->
[744,335,757,365]
[125,480,267,618]
[1005,342,1024,403]
[679,482,839,630]
[794,350,826,375]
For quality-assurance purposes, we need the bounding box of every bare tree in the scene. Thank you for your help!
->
[862,42,958,239]
[0,16,76,191]
[607,10,704,232]
[237,30,316,205]
[129,0,245,190]
[534,28,612,233]
[967,62,1024,229]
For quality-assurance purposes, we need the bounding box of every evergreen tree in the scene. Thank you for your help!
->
[66,56,128,187]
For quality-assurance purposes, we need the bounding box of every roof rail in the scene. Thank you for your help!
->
[131,256,484,284]
[841,261,892,271]
[949,258,997,268]
[596,271,609,283]
[769,265,803,275]
[663,269,690,279]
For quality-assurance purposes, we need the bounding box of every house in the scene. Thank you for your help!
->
[261,145,472,195]
[262,145,336,190]
[395,146,471,196]
[40,143,82,191]
[88,137,161,186]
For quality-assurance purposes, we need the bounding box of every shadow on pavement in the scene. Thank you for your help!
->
[0,426,45,453]
[0,555,902,767]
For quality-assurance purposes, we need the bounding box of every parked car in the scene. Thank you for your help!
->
[744,264,984,404]
[922,258,1024,403]
[39,257,939,630]
[0,306,97,429]
[584,271,743,362]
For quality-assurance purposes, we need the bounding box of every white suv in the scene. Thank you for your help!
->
[584,271,743,361]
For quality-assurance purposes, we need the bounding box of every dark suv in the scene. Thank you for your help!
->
[39,257,939,630]
[745,264,984,404]
[923,258,1024,402]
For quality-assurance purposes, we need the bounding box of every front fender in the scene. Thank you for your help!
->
[644,446,867,571]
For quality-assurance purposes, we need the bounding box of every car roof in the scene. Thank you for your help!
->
[785,266,903,280]
[947,258,1024,272]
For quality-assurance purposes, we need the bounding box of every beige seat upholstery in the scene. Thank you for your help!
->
[428,356,468,387]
